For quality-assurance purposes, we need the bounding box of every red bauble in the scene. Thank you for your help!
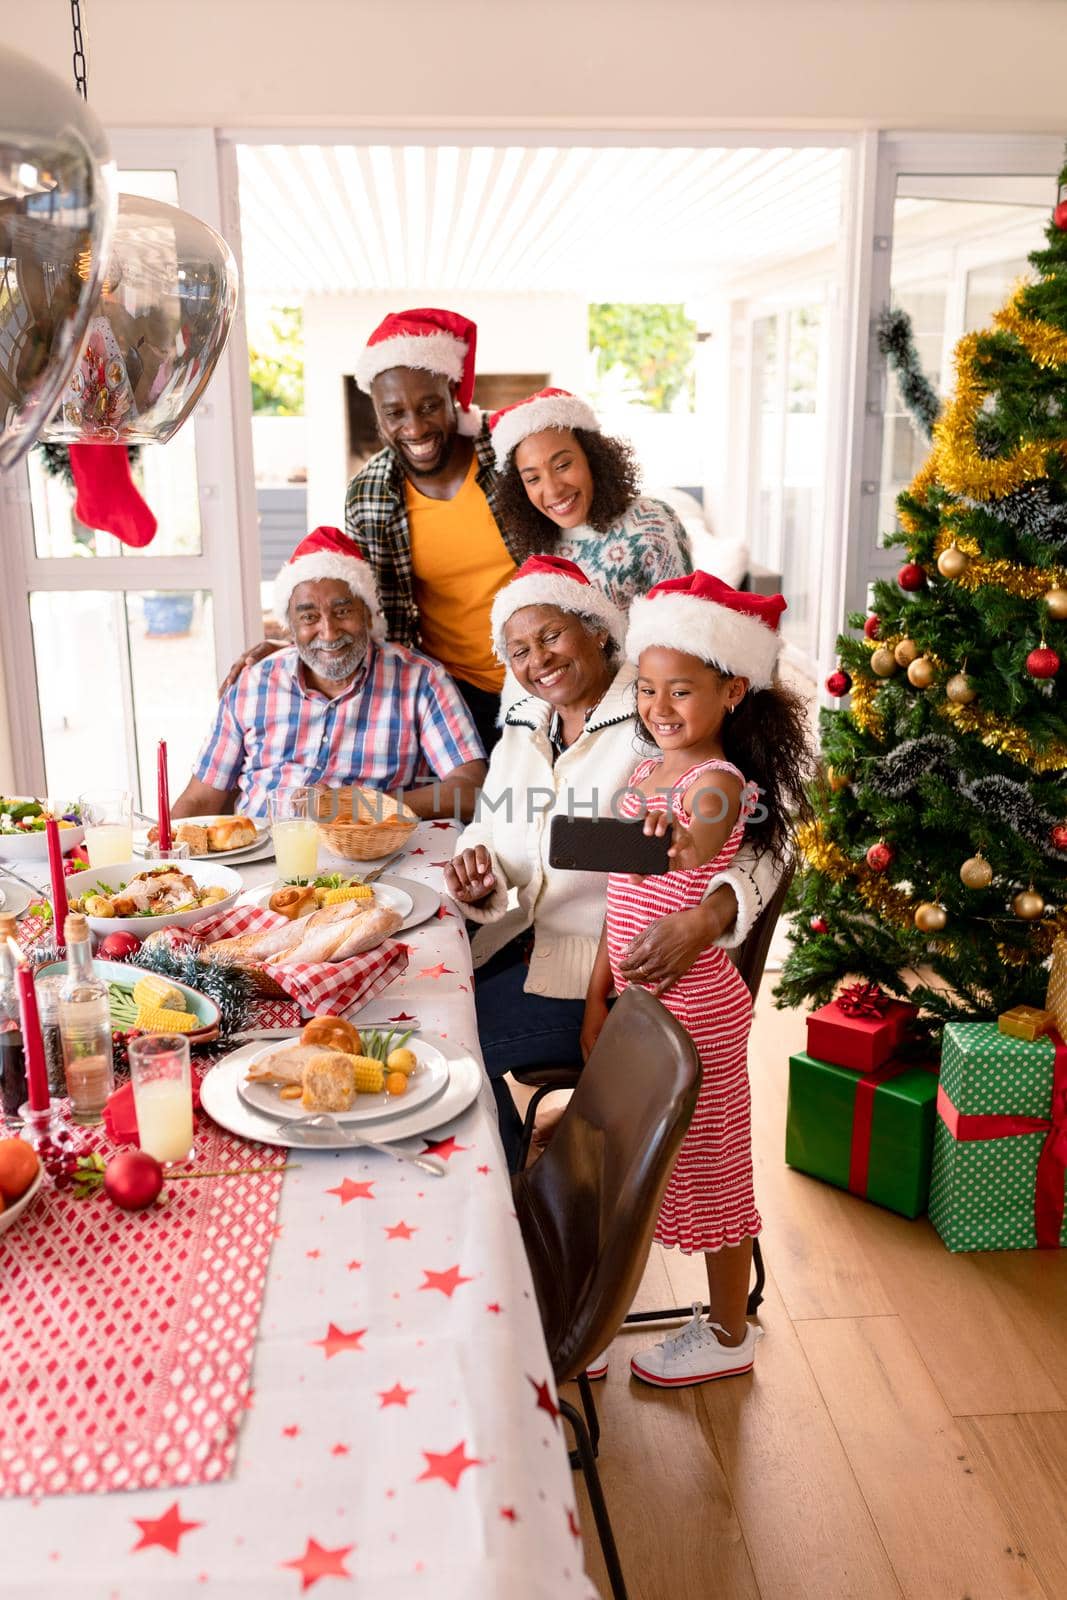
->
[104,1150,164,1211]
[863,615,880,639]
[810,916,830,935]
[898,562,926,592]
[97,931,141,960]
[1026,646,1061,680]
[1054,199,1067,231]
[865,841,895,873]
[825,669,852,697]
[1051,823,1067,851]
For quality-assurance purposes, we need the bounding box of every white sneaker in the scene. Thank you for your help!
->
[629,1303,761,1389]
[585,1350,610,1381]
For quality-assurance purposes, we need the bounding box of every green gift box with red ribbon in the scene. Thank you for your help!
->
[928,1023,1067,1253]
[785,1051,938,1218]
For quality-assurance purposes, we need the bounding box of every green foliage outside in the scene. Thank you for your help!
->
[588,303,697,413]
[249,304,305,415]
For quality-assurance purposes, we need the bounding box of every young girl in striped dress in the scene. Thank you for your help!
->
[582,571,813,1387]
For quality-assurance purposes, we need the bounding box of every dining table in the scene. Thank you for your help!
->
[0,821,598,1600]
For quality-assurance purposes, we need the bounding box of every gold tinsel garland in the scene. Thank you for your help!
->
[993,293,1067,372]
[936,699,1067,772]
[933,522,1067,597]
[848,673,886,741]
[897,456,939,537]
[932,332,1059,500]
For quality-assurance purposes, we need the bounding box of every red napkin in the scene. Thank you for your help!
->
[104,1072,202,1147]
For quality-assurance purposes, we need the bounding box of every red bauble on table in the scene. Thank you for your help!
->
[898,562,926,592]
[865,841,895,873]
[863,614,880,639]
[97,931,142,960]
[810,916,830,935]
[1052,823,1067,851]
[104,1150,164,1211]
[825,669,852,697]
[1026,646,1061,680]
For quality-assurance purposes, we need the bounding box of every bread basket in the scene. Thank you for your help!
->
[312,785,418,863]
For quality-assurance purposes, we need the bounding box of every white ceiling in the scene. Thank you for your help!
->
[235,144,845,301]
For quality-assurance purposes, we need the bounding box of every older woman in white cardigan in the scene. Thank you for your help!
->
[445,554,779,1170]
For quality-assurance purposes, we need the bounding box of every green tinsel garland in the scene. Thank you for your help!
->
[126,945,257,1040]
[876,306,942,439]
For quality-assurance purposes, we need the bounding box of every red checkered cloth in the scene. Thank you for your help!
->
[186,903,407,1016]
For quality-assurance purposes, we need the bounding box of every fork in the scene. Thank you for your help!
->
[285,1113,447,1176]
[361,851,406,884]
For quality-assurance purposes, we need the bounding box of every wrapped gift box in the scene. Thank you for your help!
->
[1048,935,1067,1038]
[785,1051,938,1218]
[928,1022,1067,1253]
[805,993,918,1072]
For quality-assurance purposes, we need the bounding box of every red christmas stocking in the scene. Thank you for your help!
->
[68,444,158,548]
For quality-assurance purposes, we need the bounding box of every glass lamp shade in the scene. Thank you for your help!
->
[41,192,239,447]
[0,44,116,471]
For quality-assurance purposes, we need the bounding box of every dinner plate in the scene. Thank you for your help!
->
[0,879,34,919]
[236,1033,448,1125]
[35,958,221,1041]
[68,859,243,936]
[240,878,414,928]
[374,874,441,932]
[133,816,274,866]
[0,1164,45,1237]
[200,1036,483,1149]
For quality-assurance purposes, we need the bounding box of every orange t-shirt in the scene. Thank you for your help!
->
[405,455,515,693]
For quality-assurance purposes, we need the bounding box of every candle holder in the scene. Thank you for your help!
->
[17,1098,77,1153]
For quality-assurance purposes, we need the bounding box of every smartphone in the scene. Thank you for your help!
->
[548,816,671,875]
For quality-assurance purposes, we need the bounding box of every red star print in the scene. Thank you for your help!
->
[500,1507,519,1523]
[387,1012,418,1023]
[312,1323,366,1359]
[567,1508,581,1540]
[306,1249,321,1260]
[529,1376,560,1428]
[476,1164,490,1174]
[408,846,425,854]
[419,1265,473,1298]
[384,1220,417,1240]
[131,1503,202,1555]
[331,1443,350,1456]
[417,962,454,980]
[486,1302,502,1315]
[272,1224,285,1239]
[279,1537,354,1591]
[378,1382,415,1408]
[416,1441,483,1489]
[422,1135,468,1161]
[282,1424,300,1439]
[326,1178,374,1205]
[430,821,453,829]
[346,1260,362,1272]
[435,904,453,919]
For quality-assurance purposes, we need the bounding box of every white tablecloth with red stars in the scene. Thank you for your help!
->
[0,822,597,1600]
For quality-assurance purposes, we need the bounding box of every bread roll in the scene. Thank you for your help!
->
[301,1015,361,1054]
[208,817,258,852]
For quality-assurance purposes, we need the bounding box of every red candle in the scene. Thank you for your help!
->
[157,739,172,851]
[45,816,69,941]
[7,939,50,1112]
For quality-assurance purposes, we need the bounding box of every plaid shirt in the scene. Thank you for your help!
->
[194,642,485,817]
[344,419,524,648]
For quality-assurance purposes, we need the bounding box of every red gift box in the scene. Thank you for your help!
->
[806,987,917,1073]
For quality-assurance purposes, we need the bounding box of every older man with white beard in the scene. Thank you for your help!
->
[172,527,486,822]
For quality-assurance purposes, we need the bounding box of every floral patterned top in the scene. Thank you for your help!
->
[550,496,692,612]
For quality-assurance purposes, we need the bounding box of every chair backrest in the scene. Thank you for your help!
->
[728,856,795,1001]
[512,986,701,1383]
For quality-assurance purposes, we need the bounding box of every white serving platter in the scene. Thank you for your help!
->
[69,859,243,937]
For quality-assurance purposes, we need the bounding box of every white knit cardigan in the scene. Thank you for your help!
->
[455,662,781,1000]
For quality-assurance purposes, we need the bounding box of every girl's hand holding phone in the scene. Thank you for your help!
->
[642,809,701,872]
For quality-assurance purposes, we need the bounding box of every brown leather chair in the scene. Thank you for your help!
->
[513,985,701,1600]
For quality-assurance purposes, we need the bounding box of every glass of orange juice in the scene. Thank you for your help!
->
[79,789,134,867]
[269,788,319,881]
[128,1034,194,1164]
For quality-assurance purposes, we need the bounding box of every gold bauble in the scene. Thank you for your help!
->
[945,672,977,705]
[826,766,852,792]
[870,647,899,678]
[914,901,948,933]
[960,854,993,889]
[894,638,919,667]
[907,656,936,689]
[937,544,970,580]
[1012,888,1045,921]
[1045,586,1067,622]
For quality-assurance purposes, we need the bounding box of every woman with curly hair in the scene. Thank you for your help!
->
[489,388,692,612]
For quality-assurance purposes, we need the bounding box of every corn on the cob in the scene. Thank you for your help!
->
[322,884,374,905]
[346,1055,385,1094]
[133,975,186,1013]
[134,1005,200,1034]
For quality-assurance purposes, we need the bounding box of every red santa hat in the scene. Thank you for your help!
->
[273,526,385,640]
[490,553,625,660]
[354,307,481,436]
[626,571,787,690]
[489,388,600,471]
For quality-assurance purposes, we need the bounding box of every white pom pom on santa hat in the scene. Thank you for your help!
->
[490,553,625,660]
[354,307,481,436]
[626,571,787,690]
[273,525,386,639]
[489,388,600,471]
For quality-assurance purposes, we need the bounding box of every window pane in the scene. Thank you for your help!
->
[30,590,216,810]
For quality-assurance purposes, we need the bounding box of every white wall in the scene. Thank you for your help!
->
[4,1,1066,132]
[302,291,587,528]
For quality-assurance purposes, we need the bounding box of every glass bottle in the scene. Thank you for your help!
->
[58,913,113,1124]
[0,913,27,1119]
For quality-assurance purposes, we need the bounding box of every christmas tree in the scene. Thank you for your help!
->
[777,163,1067,1024]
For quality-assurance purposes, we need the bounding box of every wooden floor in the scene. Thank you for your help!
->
[545,997,1067,1600]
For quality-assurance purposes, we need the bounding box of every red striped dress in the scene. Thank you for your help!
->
[606,756,762,1254]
